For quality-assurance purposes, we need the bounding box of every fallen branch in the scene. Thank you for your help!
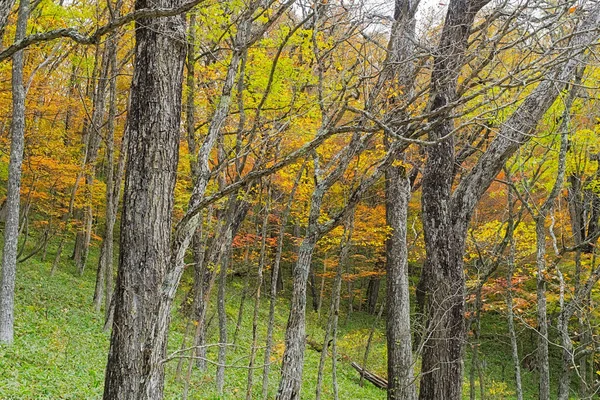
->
[350,361,388,390]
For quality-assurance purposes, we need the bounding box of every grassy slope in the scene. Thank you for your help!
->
[0,243,568,399]
[0,246,384,399]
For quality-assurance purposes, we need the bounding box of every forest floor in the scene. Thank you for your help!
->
[0,242,561,399]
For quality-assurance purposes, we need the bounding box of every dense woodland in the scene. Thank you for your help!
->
[2,0,600,399]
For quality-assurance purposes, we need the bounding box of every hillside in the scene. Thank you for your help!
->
[0,242,561,399]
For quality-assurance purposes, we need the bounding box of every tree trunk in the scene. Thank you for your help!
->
[93,22,121,311]
[0,0,15,33]
[277,178,325,399]
[102,0,186,397]
[505,184,524,400]
[262,164,304,399]
[418,0,491,396]
[365,276,380,315]
[385,163,416,400]
[246,186,271,400]
[233,244,250,344]
[361,301,385,388]
[216,243,231,395]
[0,0,28,344]
[535,217,551,400]
[316,212,354,400]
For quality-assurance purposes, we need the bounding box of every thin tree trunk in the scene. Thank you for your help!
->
[360,300,385,387]
[557,267,573,400]
[277,133,367,399]
[232,214,254,344]
[469,283,484,400]
[51,238,64,276]
[261,163,305,399]
[192,206,213,371]
[246,184,271,400]
[0,0,15,33]
[505,182,523,400]
[0,0,28,344]
[93,20,121,311]
[316,212,354,400]
[385,162,416,400]
[216,239,232,395]
[532,79,574,400]
[317,258,326,318]
[76,41,106,275]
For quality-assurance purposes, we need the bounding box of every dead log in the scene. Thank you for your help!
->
[351,361,388,390]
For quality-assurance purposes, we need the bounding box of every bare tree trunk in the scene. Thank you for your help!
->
[360,301,385,387]
[192,207,213,371]
[277,131,368,399]
[0,0,28,344]
[505,182,523,400]
[316,212,354,400]
[557,268,573,400]
[366,276,380,315]
[262,163,304,399]
[468,281,484,400]
[277,221,320,399]
[418,1,490,397]
[102,0,186,397]
[93,20,121,311]
[216,244,231,395]
[233,244,250,344]
[52,154,86,276]
[385,162,416,400]
[0,0,15,33]
[317,259,326,318]
[532,80,573,400]
[246,185,271,400]
[51,238,64,276]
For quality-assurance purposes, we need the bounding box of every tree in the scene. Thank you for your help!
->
[0,0,29,345]
[0,0,15,35]
[383,0,419,398]
[417,2,600,398]
[102,0,187,398]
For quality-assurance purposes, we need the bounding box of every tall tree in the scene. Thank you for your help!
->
[101,0,187,398]
[383,0,419,398]
[417,2,600,398]
[0,0,29,345]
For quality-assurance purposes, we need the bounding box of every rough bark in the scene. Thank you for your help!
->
[0,0,15,34]
[0,0,28,345]
[261,164,304,399]
[417,3,600,399]
[93,20,122,312]
[381,0,420,393]
[418,0,489,397]
[102,0,186,397]
[276,189,323,400]
[385,164,416,400]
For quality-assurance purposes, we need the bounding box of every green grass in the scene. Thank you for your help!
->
[0,241,573,399]
[0,244,386,399]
